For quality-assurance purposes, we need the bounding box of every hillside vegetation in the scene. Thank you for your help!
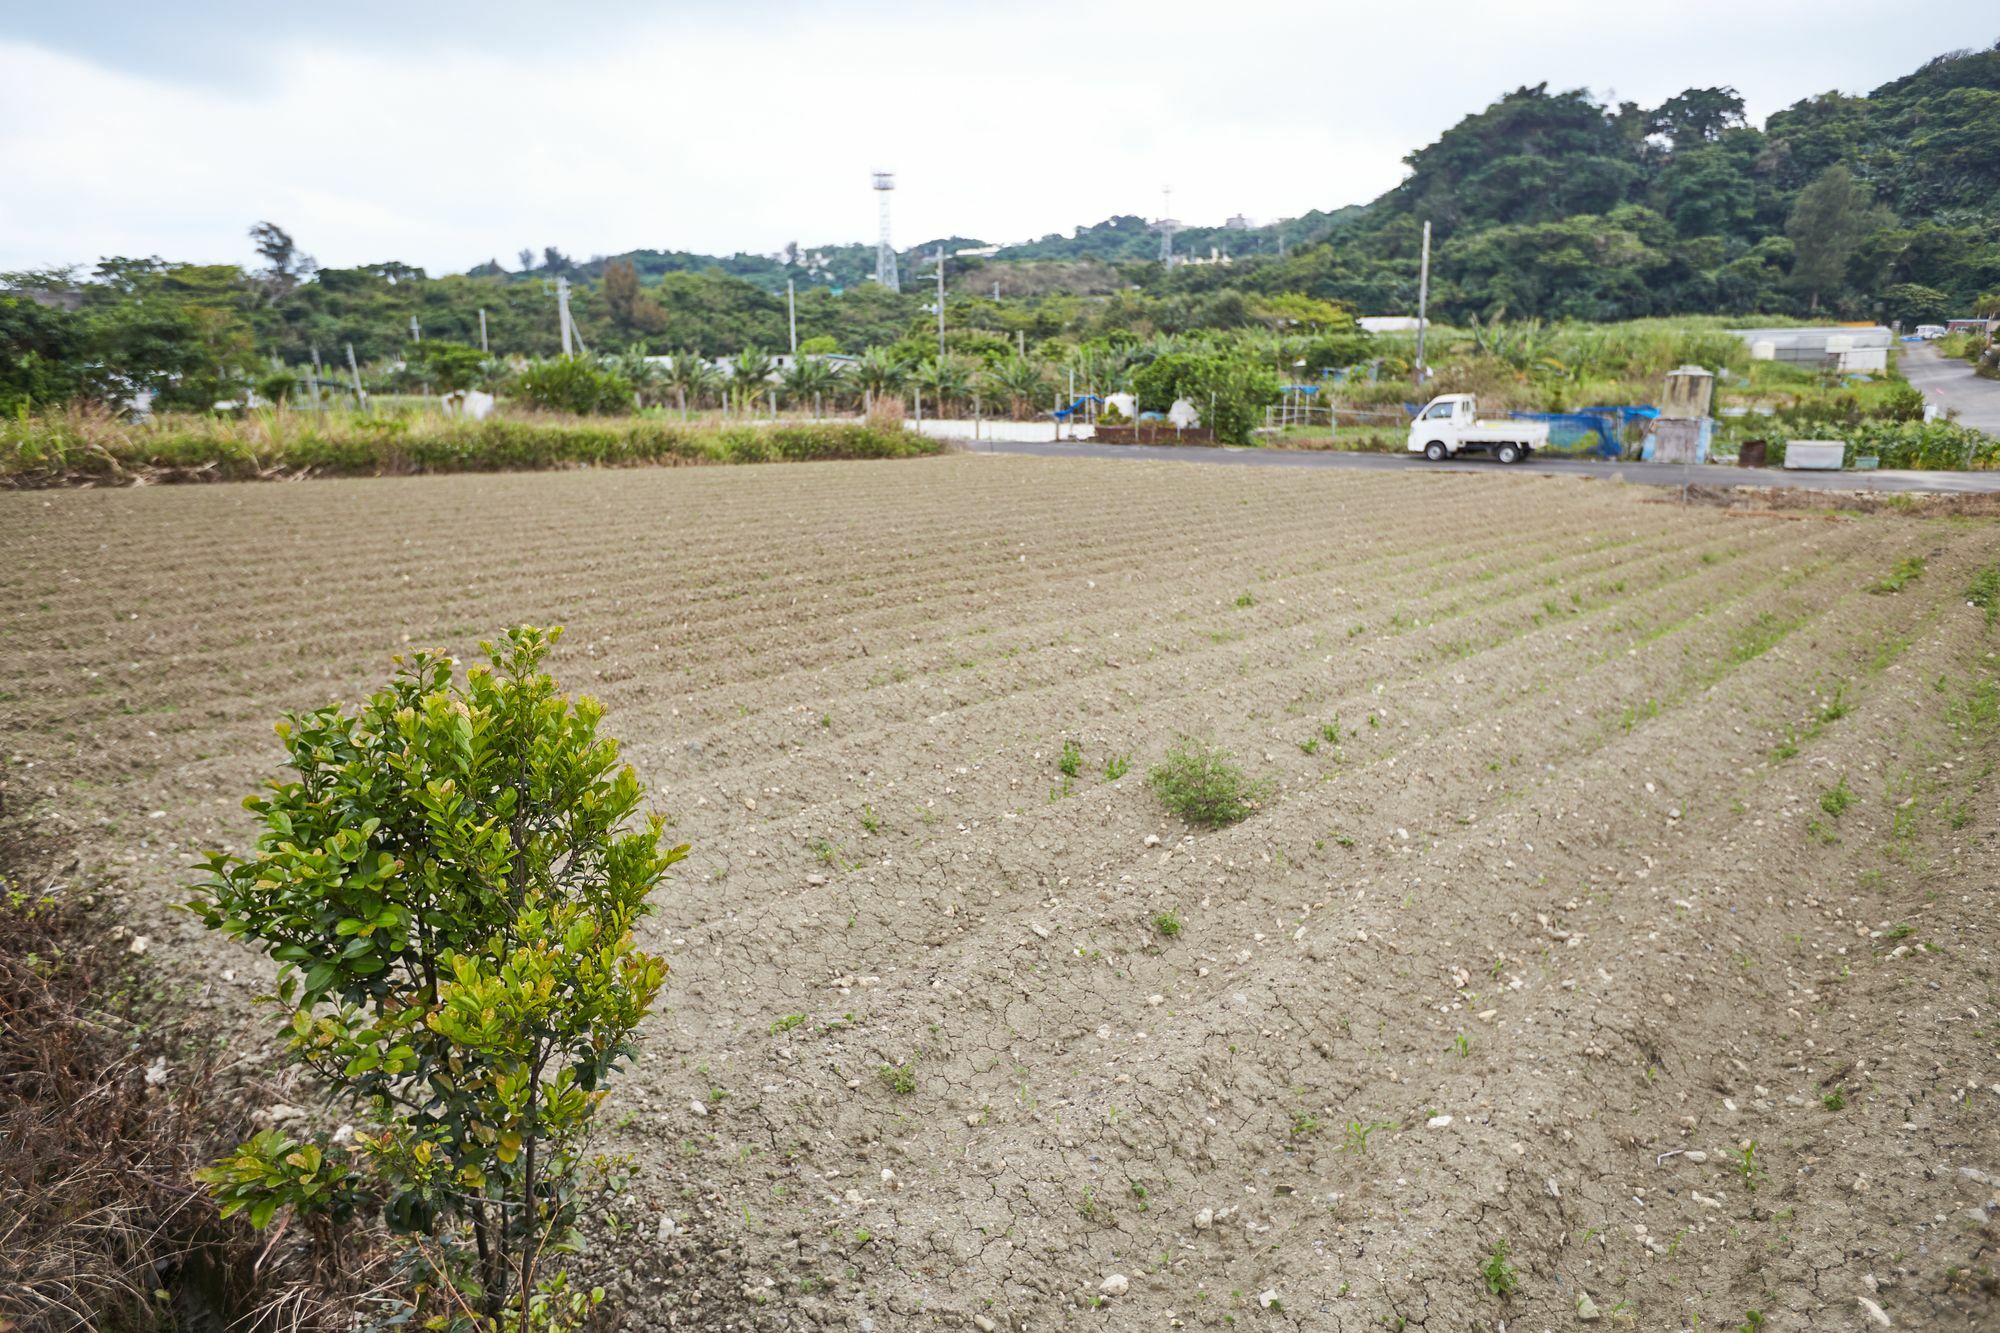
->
[4,43,1997,420]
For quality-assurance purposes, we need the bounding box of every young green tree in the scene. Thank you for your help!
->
[1132,352,1280,444]
[413,340,491,393]
[1785,165,1893,312]
[515,356,636,415]
[188,627,683,1327]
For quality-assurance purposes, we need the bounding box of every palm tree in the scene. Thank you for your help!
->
[781,356,840,418]
[615,341,663,408]
[914,356,974,418]
[731,346,777,416]
[850,347,909,412]
[661,350,719,420]
[983,355,1049,420]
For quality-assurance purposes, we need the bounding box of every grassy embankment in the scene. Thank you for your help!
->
[0,406,940,487]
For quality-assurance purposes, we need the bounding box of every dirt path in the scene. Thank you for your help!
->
[3,456,1997,1331]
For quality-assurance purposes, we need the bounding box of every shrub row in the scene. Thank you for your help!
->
[1765,419,2000,470]
[0,410,941,487]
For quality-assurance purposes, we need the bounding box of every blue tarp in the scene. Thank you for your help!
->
[1050,395,1105,421]
[1509,406,1658,459]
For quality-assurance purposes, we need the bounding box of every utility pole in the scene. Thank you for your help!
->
[346,342,367,411]
[787,279,798,357]
[935,248,946,362]
[409,314,421,343]
[557,276,575,357]
[309,346,326,417]
[479,308,489,354]
[1414,220,1432,389]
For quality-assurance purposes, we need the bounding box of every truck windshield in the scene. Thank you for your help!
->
[1424,401,1458,420]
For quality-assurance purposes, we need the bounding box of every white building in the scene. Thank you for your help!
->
[1357,316,1427,334]
[1734,326,1893,373]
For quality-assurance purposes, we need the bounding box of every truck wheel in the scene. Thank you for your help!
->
[1497,441,1522,465]
[1424,441,1447,462]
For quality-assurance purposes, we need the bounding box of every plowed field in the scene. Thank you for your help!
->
[4,457,1998,1331]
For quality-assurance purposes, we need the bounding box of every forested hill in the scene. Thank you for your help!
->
[4,41,1997,408]
[496,40,1997,320]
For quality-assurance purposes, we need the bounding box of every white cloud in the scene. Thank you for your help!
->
[2,1,1993,273]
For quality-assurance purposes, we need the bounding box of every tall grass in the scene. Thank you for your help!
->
[0,405,941,487]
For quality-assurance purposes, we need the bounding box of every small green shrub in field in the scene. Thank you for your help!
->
[515,355,636,415]
[1968,566,2000,625]
[1481,1238,1519,1297]
[1103,753,1131,781]
[1148,738,1268,827]
[1058,738,1082,779]
[1871,556,1925,594]
[187,627,685,1328]
[1153,906,1183,938]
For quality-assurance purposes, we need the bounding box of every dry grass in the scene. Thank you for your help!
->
[0,403,939,489]
[0,810,395,1331]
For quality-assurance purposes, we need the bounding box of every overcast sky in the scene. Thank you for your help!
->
[2,1,1993,276]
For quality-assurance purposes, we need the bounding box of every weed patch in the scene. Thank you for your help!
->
[1148,738,1269,827]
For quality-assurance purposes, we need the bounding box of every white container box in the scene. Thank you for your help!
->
[1784,439,1846,470]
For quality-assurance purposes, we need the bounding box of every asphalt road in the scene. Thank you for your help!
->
[1901,341,2000,434]
[967,437,2000,493]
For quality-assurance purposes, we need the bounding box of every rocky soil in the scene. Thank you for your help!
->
[3,456,1997,1330]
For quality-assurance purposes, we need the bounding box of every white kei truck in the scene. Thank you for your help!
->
[1406,394,1549,464]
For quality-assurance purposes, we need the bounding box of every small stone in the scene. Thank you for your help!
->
[1258,1289,1281,1310]
[1683,1150,1708,1164]
[1193,1208,1213,1231]
[881,1167,901,1191]
[1577,1290,1602,1321]
[143,1056,169,1087]
[1144,834,1161,847]
[973,1318,997,1332]
[1099,1273,1129,1297]
[1858,1295,1892,1327]
[128,935,150,956]
[1426,1114,1453,1129]
[806,874,827,887]
[742,797,757,811]
[657,1214,678,1242]
[688,1099,708,1117]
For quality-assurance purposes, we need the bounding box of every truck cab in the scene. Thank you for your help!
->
[1407,394,1547,464]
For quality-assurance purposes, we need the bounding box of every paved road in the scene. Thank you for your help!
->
[1901,341,2000,434]
[966,437,2000,493]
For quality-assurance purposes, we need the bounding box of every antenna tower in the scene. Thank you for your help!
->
[1154,185,1181,268]
[872,172,900,292]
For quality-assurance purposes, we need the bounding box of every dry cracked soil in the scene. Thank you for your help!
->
[3,454,1999,1331]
